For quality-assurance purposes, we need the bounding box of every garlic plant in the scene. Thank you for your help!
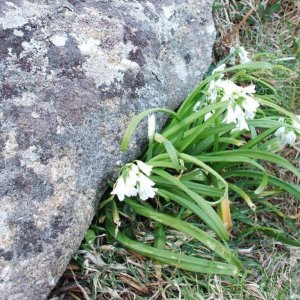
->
[103,58,300,276]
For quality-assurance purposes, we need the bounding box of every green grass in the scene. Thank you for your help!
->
[50,201,299,299]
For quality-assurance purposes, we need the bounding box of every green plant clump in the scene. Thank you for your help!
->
[94,59,300,279]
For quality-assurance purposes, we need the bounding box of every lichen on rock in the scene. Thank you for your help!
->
[0,0,216,298]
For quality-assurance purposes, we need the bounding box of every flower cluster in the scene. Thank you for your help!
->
[193,46,259,132]
[204,75,260,131]
[111,160,157,201]
[274,116,300,148]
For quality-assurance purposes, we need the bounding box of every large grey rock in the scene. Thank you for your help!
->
[0,0,215,298]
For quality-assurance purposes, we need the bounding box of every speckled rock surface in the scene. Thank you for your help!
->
[0,0,215,298]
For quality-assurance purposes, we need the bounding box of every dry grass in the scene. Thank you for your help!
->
[213,0,300,57]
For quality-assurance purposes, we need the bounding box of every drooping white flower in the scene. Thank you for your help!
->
[293,115,300,133]
[208,78,259,131]
[212,64,226,74]
[275,126,297,147]
[237,46,251,64]
[235,108,250,131]
[136,173,157,201]
[111,176,138,201]
[241,95,260,119]
[228,46,251,65]
[136,160,152,176]
[126,163,139,186]
[111,161,156,201]
[224,104,249,131]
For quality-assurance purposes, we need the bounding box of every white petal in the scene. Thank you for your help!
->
[242,96,259,119]
[126,164,139,186]
[111,177,126,201]
[234,105,249,131]
[212,64,226,74]
[223,106,237,124]
[275,126,286,137]
[238,47,251,64]
[137,173,157,201]
[286,131,296,145]
[243,84,256,95]
[236,114,249,131]
[136,160,152,176]
[124,184,138,198]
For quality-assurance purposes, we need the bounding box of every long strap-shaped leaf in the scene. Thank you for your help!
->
[152,169,228,240]
[162,101,230,139]
[105,207,238,276]
[124,198,242,268]
[222,170,300,201]
[151,175,222,198]
[203,150,300,179]
[196,155,265,172]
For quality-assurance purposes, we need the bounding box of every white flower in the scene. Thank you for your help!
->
[241,95,260,119]
[238,46,251,64]
[235,108,249,131]
[136,160,152,176]
[210,79,259,131]
[228,46,251,65]
[275,126,297,147]
[136,173,157,201]
[111,161,156,201]
[207,79,220,103]
[212,64,226,74]
[148,114,156,139]
[293,115,300,133]
[223,105,238,124]
[224,104,249,131]
[111,176,137,201]
[126,163,139,186]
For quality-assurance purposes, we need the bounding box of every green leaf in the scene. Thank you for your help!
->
[162,101,230,139]
[253,226,300,247]
[224,62,273,73]
[125,198,242,268]
[105,208,238,275]
[196,155,265,172]
[153,168,229,240]
[85,229,96,244]
[154,133,180,170]
[222,170,300,201]
[205,150,300,179]
[228,183,256,211]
